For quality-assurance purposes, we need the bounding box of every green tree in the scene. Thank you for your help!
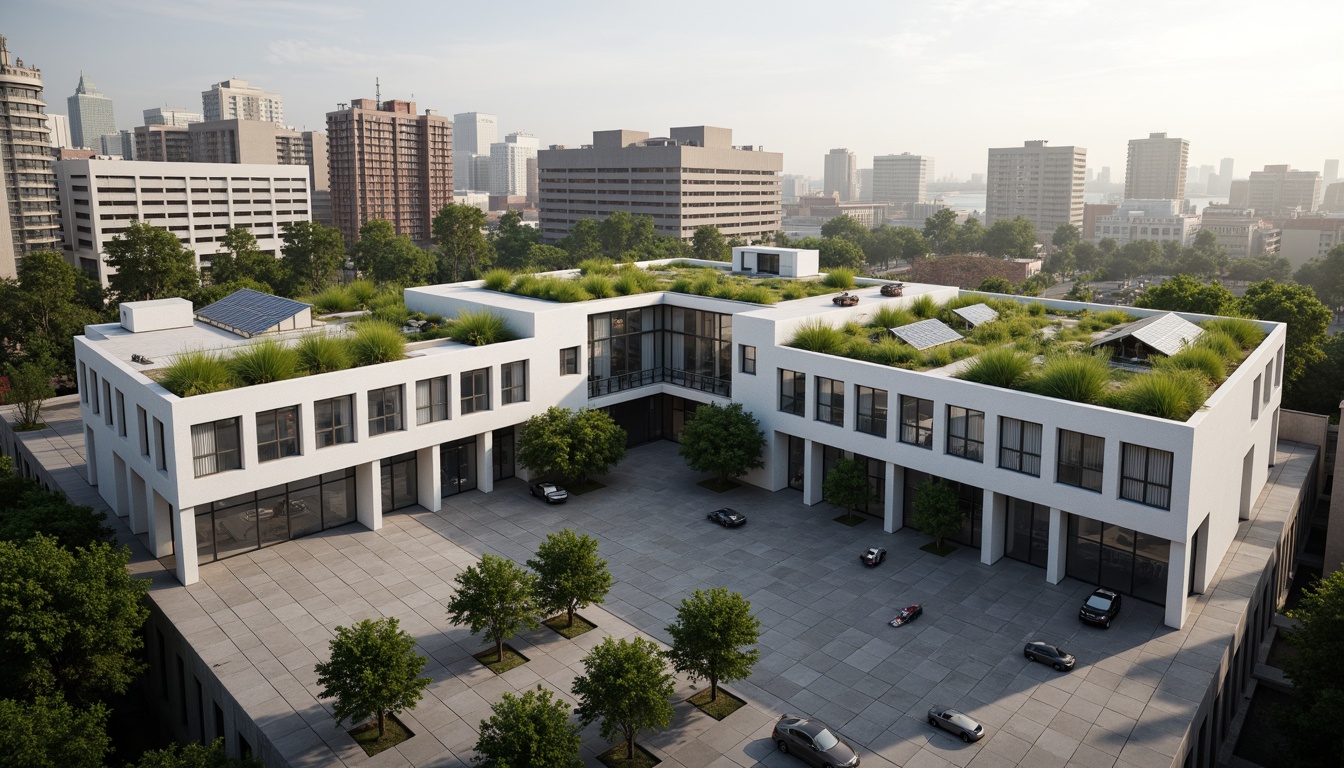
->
[1280,569,1344,767]
[353,219,436,286]
[4,360,55,429]
[598,211,654,260]
[923,209,960,256]
[559,218,603,261]
[1112,240,1161,280]
[473,686,583,768]
[1239,279,1331,393]
[129,737,264,768]
[516,406,626,485]
[677,403,765,487]
[982,217,1037,259]
[1073,241,1103,273]
[0,464,110,554]
[1051,223,1081,250]
[0,251,101,376]
[0,535,149,705]
[527,529,613,629]
[209,228,285,291]
[1230,254,1292,283]
[491,210,543,270]
[445,554,539,664]
[432,203,495,282]
[103,222,200,303]
[977,276,1015,294]
[912,478,961,549]
[571,636,675,761]
[0,695,110,768]
[954,216,985,254]
[692,225,730,261]
[280,220,345,296]
[820,215,870,245]
[314,617,431,739]
[664,587,760,702]
[822,457,872,522]
[819,237,865,271]
[1294,244,1344,311]
[867,226,929,270]
[1135,274,1236,315]
[525,244,578,272]
[1286,334,1344,415]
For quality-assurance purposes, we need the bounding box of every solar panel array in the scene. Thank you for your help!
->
[195,289,310,338]
[891,318,964,350]
[1090,312,1204,357]
[952,303,999,328]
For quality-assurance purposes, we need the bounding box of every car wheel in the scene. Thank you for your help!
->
[777,740,788,754]
[929,716,938,726]
[1024,651,1033,661]
[1054,663,1065,671]
[1104,619,1112,629]
[961,732,971,743]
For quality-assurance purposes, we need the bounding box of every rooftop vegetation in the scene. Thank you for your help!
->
[479,261,845,304]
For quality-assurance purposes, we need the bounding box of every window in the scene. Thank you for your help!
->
[154,418,166,470]
[815,376,844,426]
[1263,362,1272,403]
[1120,443,1173,509]
[501,361,527,405]
[1251,375,1261,420]
[367,386,404,436]
[899,396,933,448]
[855,385,887,437]
[138,406,150,456]
[314,395,354,447]
[740,345,756,375]
[115,390,127,437]
[256,406,299,462]
[779,369,805,416]
[1057,430,1104,491]
[191,417,241,477]
[102,379,112,427]
[80,362,88,404]
[999,417,1042,476]
[90,370,100,414]
[560,347,579,375]
[757,252,780,275]
[416,376,449,425]
[946,406,984,461]
[461,368,490,415]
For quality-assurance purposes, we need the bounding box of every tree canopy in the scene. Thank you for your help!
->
[526,529,613,628]
[0,695,110,768]
[128,737,263,768]
[313,617,431,738]
[280,220,345,296]
[912,479,962,549]
[445,554,539,663]
[0,457,111,550]
[1239,279,1331,394]
[664,587,760,702]
[352,219,436,286]
[923,209,960,256]
[1135,274,1237,316]
[103,222,200,303]
[433,203,495,282]
[1051,223,1081,250]
[1280,568,1344,767]
[820,215,870,244]
[822,457,872,514]
[473,686,583,768]
[0,250,103,378]
[209,228,286,293]
[692,225,730,261]
[982,217,1037,260]
[819,237,865,271]
[1294,244,1344,311]
[571,636,674,761]
[677,403,765,486]
[491,210,543,270]
[516,406,627,485]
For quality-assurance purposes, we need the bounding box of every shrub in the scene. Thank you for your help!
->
[868,337,922,367]
[788,319,848,355]
[1027,301,1047,316]
[1032,353,1111,404]
[543,279,591,302]
[311,286,355,314]
[1195,330,1241,360]
[868,305,916,330]
[347,280,378,307]
[1110,370,1208,421]
[1201,317,1265,349]
[780,283,808,300]
[510,274,541,296]
[711,283,738,300]
[945,342,979,361]
[922,345,954,367]
[482,269,514,291]
[160,351,234,397]
[734,285,775,304]
[577,258,615,276]
[690,271,720,296]
[450,310,516,346]
[613,266,658,295]
[348,321,406,365]
[371,302,409,326]
[957,346,1032,388]
[228,340,299,385]
[296,334,353,374]
[578,274,616,299]
[368,287,405,310]
[1156,346,1228,384]
[822,269,855,289]
[909,294,938,319]
[968,321,1011,345]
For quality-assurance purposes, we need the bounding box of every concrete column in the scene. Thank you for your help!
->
[356,460,382,530]
[1165,539,1190,629]
[129,471,148,534]
[1268,408,1279,467]
[1190,515,1210,595]
[476,430,494,494]
[802,439,823,506]
[174,507,199,585]
[1045,507,1067,584]
[112,453,129,518]
[417,445,441,512]
[770,431,791,491]
[884,463,903,533]
[981,490,1006,566]
[149,490,174,558]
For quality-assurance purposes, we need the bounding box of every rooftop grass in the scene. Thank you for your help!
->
[483,264,845,304]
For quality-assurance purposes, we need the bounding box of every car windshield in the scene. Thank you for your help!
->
[1085,594,1113,610]
[814,728,839,750]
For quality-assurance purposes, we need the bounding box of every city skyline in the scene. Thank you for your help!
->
[6,0,1343,180]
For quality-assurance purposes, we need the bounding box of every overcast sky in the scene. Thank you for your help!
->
[8,0,1342,181]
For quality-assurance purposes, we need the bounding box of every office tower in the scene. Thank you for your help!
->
[452,112,497,191]
[201,79,283,124]
[67,73,116,150]
[0,35,60,278]
[1086,168,1094,183]
[1228,179,1249,208]
[98,133,123,157]
[1124,132,1188,200]
[824,148,856,201]
[986,140,1086,241]
[538,126,781,243]
[1220,158,1234,182]
[1198,165,1214,185]
[489,132,539,197]
[970,172,984,185]
[119,129,135,160]
[1325,159,1339,184]
[144,106,202,126]
[326,98,452,246]
[1246,165,1321,214]
[872,153,931,205]
[1322,183,1344,213]
[48,113,71,148]
[781,174,808,203]
[856,168,873,202]
[1098,167,1112,185]
[134,124,191,161]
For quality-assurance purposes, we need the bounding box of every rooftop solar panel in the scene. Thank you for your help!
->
[891,318,964,350]
[1090,312,1203,357]
[194,289,310,338]
[953,303,999,328]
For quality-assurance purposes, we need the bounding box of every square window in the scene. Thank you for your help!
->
[855,385,887,437]
[560,347,580,376]
[815,376,844,426]
[946,405,984,461]
[462,368,490,415]
[501,361,527,405]
[1057,429,1103,491]
[191,417,241,477]
[256,406,300,463]
[314,395,354,448]
[999,417,1042,476]
[1120,443,1173,509]
[899,396,933,448]
[368,386,404,436]
[416,376,449,424]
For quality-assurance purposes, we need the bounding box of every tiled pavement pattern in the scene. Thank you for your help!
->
[6,397,1315,768]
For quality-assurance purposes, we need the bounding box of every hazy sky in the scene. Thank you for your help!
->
[8,0,1343,181]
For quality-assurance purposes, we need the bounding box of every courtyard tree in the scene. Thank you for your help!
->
[516,406,627,486]
[571,636,675,761]
[0,457,111,550]
[352,219,436,286]
[313,617,431,739]
[280,220,345,296]
[664,587,760,703]
[822,457,872,523]
[432,202,495,282]
[473,686,583,768]
[912,478,962,550]
[0,250,102,377]
[445,554,539,664]
[526,529,613,629]
[598,210,654,260]
[1280,568,1344,767]
[0,695,111,768]
[982,217,1036,260]
[692,224,730,261]
[4,360,55,430]
[103,222,200,303]
[1134,274,1236,316]
[129,737,263,768]
[677,402,765,489]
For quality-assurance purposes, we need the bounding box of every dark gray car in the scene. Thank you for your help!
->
[772,715,860,767]
[927,705,985,742]
[1024,641,1075,671]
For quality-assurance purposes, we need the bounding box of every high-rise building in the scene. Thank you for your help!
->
[1228,179,1249,208]
[98,133,123,158]
[986,140,1086,241]
[781,174,808,204]
[0,35,60,278]
[1322,182,1344,213]
[133,124,191,162]
[1324,159,1339,185]
[538,126,781,243]
[144,106,202,127]
[1246,165,1321,214]
[1220,158,1235,182]
[872,153,931,205]
[1124,132,1188,200]
[489,132,539,197]
[326,98,452,246]
[823,148,856,202]
[47,113,71,148]
[67,73,116,150]
[201,79,283,124]
[451,112,496,192]
[1098,167,1112,186]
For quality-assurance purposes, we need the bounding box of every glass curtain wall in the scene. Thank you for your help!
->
[441,437,478,497]
[380,452,417,512]
[587,306,733,397]
[1005,497,1050,568]
[195,467,357,563]
[1067,516,1170,604]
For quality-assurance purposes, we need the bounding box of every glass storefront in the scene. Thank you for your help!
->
[903,469,982,548]
[601,394,700,448]
[493,428,516,481]
[787,435,805,491]
[441,438,478,497]
[196,467,356,563]
[1005,497,1050,568]
[587,306,733,398]
[1067,515,1170,605]
[381,452,418,512]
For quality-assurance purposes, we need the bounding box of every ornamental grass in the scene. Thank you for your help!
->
[821,268,855,289]
[956,346,1032,388]
[295,334,352,375]
[348,321,407,365]
[160,351,235,397]
[1201,317,1265,349]
[1032,353,1112,404]
[1109,369,1208,421]
[228,340,299,385]
[788,319,848,355]
[449,310,517,347]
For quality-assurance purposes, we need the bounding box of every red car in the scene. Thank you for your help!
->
[888,604,923,627]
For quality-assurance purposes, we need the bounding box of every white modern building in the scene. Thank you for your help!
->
[201,79,283,124]
[1093,199,1202,246]
[52,159,311,283]
[452,111,497,192]
[986,140,1086,242]
[1125,132,1188,201]
[489,131,539,197]
[872,153,931,205]
[47,112,71,148]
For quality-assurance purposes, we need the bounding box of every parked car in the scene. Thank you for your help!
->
[860,547,887,567]
[888,604,923,627]
[707,508,747,527]
[927,706,985,743]
[772,714,860,767]
[530,482,569,504]
[1078,588,1122,628]
[1024,641,1076,671]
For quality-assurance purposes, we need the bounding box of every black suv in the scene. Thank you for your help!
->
[1079,588,1122,628]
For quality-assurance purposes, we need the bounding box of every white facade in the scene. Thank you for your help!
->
[489,132,538,197]
[1093,199,1201,246]
[53,159,311,284]
[144,106,203,127]
[201,79,283,124]
[48,113,71,148]
[1247,165,1321,214]
[731,246,819,278]
[986,140,1086,242]
[872,153,931,205]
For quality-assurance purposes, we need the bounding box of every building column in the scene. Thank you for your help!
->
[884,463,903,533]
[770,431,791,491]
[1045,507,1067,584]
[1165,539,1190,630]
[174,507,199,585]
[417,445,441,512]
[129,471,148,534]
[149,490,173,558]
[112,453,129,518]
[476,430,494,494]
[802,439,823,506]
[356,460,382,531]
[981,490,1006,566]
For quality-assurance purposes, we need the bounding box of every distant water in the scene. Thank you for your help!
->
[936,191,1229,215]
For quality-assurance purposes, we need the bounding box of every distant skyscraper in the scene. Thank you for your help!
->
[1099,167,1112,185]
[490,132,539,197]
[47,113,71,148]
[1246,165,1321,214]
[970,172,984,186]
[201,79,283,124]
[0,34,60,277]
[1325,159,1339,184]
[1086,167,1095,183]
[856,168,873,202]
[1220,158,1234,181]
[452,112,498,191]
[1124,132,1188,200]
[144,106,202,126]
[67,73,116,150]
[781,174,808,203]
[823,148,856,201]
[986,140,1085,241]
[872,153,931,205]
[98,133,123,157]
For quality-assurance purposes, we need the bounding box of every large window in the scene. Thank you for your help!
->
[1058,430,1104,492]
[903,470,982,548]
[779,369,805,416]
[1120,443,1173,509]
[314,395,354,448]
[195,468,356,564]
[368,386,404,436]
[416,376,449,425]
[946,406,983,462]
[855,386,887,437]
[256,406,299,463]
[999,417,1042,476]
[586,306,732,397]
[757,251,780,275]
[462,368,490,415]
[1067,516,1170,605]
[1005,497,1050,568]
[501,361,527,405]
[815,376,844,426]
[191,417,241,477]
[588,307,657,395]
[899,396,933,448]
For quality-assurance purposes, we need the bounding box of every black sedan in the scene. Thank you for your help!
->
[530,482,569,504]
[1024,641,1076,671]
[707,508,746,527]
[888,604,923,627]
[860,547,887,567]
[928,706,985,742]
[772,715,860,767]
[1079,588,1122,628]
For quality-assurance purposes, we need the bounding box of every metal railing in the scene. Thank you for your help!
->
[588,367,731,399]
